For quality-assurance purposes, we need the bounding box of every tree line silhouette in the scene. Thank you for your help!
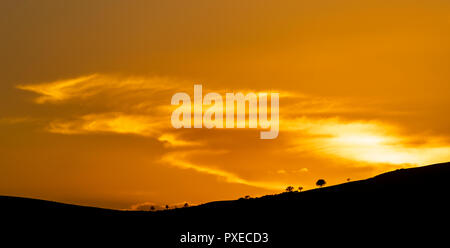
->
[285,178,327,193]
[150,178,332,211]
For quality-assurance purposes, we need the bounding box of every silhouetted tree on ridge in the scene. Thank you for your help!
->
[316,179,326,188]
[286,186,294,192]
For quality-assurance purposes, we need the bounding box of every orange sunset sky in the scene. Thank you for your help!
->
[1,0,449,210]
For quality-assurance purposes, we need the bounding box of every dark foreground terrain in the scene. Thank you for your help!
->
[2,162,450,246]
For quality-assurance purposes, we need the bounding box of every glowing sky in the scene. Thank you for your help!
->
[1,0,449,209]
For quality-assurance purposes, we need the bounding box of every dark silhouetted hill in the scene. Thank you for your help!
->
[2,162,450,246]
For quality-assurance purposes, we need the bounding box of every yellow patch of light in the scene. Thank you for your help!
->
[157,134,201,147]
[332,134,386,145]
[285,117,450,165]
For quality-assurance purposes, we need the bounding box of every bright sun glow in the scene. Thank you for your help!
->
[285,118,450,165]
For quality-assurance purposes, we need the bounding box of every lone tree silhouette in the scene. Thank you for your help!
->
[316,179,326,188]
[286,186,294,192]
[183,203,189,208]
[298,186,303,192]
[150,206,155,211]
[165,205,169,210]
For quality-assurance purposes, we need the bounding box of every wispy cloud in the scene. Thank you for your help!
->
[47,112,165,137]
[157,133,202,147]
[161,150,283,190]
[17,74,177,104]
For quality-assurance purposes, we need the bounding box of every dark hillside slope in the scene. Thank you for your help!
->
[2,162,450,246]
